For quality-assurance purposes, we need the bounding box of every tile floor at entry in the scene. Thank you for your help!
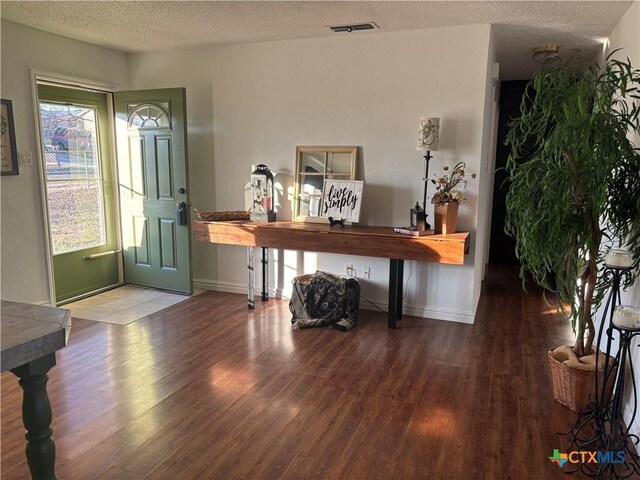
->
[64,285,203,325]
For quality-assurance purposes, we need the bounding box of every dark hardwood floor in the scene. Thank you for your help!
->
[1,266,590,479]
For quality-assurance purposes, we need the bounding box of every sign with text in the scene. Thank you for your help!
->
[321,180,364,223]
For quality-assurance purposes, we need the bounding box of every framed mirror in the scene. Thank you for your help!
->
[293,146,358,222]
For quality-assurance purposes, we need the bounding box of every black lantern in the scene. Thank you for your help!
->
[250,164,276,222]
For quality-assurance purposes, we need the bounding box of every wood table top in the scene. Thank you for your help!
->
[193,220,470,265]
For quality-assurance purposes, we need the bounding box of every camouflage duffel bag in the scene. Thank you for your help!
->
[289,271,360,331]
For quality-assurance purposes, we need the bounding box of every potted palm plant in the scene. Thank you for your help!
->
[504,51,640,411]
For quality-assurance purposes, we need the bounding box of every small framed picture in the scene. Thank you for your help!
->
[1,99,18,176]
[321,179,364,223]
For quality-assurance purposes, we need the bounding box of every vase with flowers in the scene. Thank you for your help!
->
[430,161,476,234]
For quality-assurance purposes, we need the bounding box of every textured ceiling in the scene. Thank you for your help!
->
[0,1,635,79]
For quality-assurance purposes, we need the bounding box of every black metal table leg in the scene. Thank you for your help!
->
[247,247,255,309]
[396,259,404,319]
[388,259,404,329]
[261,247,268,301]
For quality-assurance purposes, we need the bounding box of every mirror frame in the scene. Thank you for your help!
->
[293,146,358,222]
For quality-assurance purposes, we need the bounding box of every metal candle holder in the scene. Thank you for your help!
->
[563,259,640,478]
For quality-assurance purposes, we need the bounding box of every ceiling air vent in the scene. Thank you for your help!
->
[328,22,378,34]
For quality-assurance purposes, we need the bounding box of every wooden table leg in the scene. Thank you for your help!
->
[11,353,57,480]
[247,247,255,309]
[388,259,404,328]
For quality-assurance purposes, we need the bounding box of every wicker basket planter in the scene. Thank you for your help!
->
[547,348,616,412]
[194,209,250,222]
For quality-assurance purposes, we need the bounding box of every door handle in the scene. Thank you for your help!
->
[82,250,122,260]
[176,202,187,225]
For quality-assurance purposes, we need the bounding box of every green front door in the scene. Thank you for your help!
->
[38,84,119,303]
[114,88,192,294]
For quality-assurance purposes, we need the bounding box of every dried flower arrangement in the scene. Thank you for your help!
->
[430,161,476,205]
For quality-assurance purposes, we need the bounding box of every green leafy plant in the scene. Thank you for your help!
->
[505,51,640,358]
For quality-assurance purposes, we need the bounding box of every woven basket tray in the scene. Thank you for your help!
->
[194,209,250,222]
[547,349,617,412]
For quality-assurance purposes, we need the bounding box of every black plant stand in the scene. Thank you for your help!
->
[563,265,640,478]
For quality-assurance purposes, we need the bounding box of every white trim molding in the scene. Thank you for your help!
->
[194,279,247,296]
[358,296,476,324]
[194,278,476,324]
[29,70,120,306]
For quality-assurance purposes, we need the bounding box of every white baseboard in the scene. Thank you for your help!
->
[194,278,247,295]
[194,278,284,298]
[194,278,475,324]
[406,304,475,324]
[358,296,475,324]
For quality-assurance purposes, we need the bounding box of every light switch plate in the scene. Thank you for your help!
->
[19,153,33,166]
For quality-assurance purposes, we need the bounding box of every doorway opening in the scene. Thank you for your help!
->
[35,77,193,306]
[489,80,529,265]
[37,83,121,304]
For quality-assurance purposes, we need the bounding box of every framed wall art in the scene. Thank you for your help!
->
[321,179,364,223]
[293,146,357,222]
[1,99,18,176]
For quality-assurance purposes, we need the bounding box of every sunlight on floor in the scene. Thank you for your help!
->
[64,285,204,325]
[413,407,457,438]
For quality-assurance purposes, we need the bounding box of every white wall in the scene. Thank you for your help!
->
[0,21,128,304]
[605,0,640,441]
[129,24,492,323]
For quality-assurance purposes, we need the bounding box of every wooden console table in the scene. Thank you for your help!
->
[1,300,71,480]
[193,221,469,328]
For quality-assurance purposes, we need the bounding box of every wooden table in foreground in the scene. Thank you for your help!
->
[193,220,470,328]
[1,300,71,480]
